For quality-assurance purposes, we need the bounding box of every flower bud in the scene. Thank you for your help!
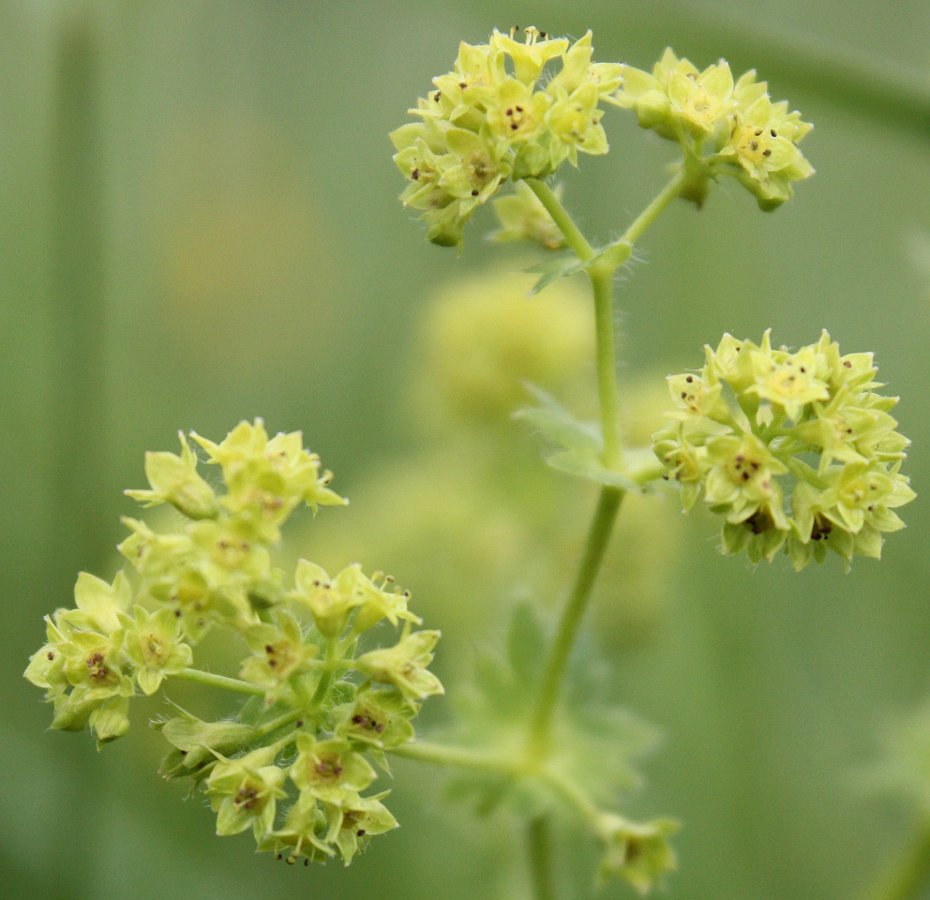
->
[356,629,444,701]
[125,432,218,520]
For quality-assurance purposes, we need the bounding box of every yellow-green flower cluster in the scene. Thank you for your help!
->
[390,27,621,245]
[205,731,401,866]
[653,332,915,569]
[117,420,346,641]
[23,572,174,742]
[26,421,442,865]
[614,48,813,209]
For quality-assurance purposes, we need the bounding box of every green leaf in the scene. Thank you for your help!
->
[514,384,600,455]
[525,253,588,294]
[516,386,664,491]
[545,450,641,491]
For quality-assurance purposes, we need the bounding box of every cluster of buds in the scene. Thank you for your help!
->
[25,420,442,864]
[390,27,621,245]
[653,332,915,569]
[614,48,814,208]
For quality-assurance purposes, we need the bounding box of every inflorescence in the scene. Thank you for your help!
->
[390,27,621,246]
[652,332,915,568]
[25,420,443,865]
[614,48,814,209]
[391,30,814,246]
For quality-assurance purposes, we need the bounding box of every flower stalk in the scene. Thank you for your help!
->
[527,484,624,755]
[174,668,268,697]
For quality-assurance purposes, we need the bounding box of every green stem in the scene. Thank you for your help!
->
[390,740,522,776]
[390,739,601,825]
[524,178,596,261]
[860,817,930,900]
[174,667,267,696]
[599,169,687,269]
[392,739,603,833]
[393,738,605,898]
[589,262,623,468]
[529,173,685,469]
[516,166,684,898]
[522,175,686,755]
[528,485,625,755]
[528,816,557,900]
[590,171,682,466]
[253,708,304,743]
[309,637,338,706]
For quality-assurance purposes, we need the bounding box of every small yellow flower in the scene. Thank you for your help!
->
[356,629,444,702]
[125,432,218,520]
[722,90,814,209]
[748,345,829,421]
[612,48,736,142]
[121,605,193,695]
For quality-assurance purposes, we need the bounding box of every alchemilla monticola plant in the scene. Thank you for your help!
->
[27,421,442,865]
[28,26,914,897]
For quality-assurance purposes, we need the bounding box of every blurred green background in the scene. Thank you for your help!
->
[4,1,930,897]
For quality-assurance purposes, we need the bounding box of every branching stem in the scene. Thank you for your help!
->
[522,174,683,756]
[397,171,685,897]
[599,169,687,269]
[524,178,596,261]
[309,637,338,706]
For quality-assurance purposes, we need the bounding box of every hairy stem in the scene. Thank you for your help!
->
[253,708,305,742]
[515,170,683,895]
[309,637,337,706]
[174,667,267,696]
[524,174,686,757]
[524,178,596,261]
[528,485,624,755]
[599,169,686,270]
[589,262,622,467]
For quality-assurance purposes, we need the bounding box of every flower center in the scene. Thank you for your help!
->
[735,124,776,167]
